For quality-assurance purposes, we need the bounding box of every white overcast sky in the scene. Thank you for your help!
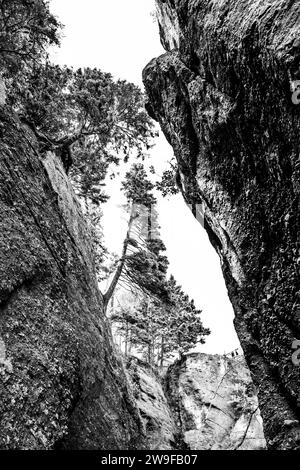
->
[49,0,240,354]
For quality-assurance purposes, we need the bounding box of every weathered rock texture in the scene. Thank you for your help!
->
[0,109,144,449]
[166,353,265,450]
[127,353,265,450]
[126,357,178,450]
[143,0,300,449]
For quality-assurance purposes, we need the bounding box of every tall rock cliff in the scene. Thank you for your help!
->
[0,108,144,449]
[127,353,265,450]
[143,0,300,449]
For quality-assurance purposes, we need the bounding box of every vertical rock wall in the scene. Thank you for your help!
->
[166,353,265,450]
[0,109,144,449]
[143,0,300,449]
[127,354,265,450]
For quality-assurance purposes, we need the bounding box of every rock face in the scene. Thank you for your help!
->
[127,354,265,450]
[166,353,265,450]
[143,0,300,449]
[0,109,144,449]
[126,357,178,450]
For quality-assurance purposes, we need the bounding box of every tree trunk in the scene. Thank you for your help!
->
[160,336,165,368]
[125,320,129,357]
[103,205,137,311]
[147,204,152,241]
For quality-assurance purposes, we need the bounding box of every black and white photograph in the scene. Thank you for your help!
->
[0,0,299,457]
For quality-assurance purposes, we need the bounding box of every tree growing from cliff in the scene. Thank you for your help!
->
[111,281,210,366]
[125,297,165,365]
[155,158,180,198]
[8,64,157,203]
[111,296,162,365]
[165,275,210,359]
[1,2,161,292]
[106,164,209,361]
[83,204,118,283]
[103,163,169,310]
[0,0,60,76]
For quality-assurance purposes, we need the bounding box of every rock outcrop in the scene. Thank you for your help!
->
[127,353,265,450]
[126,357,178,450]
[143,0,300,449]
[0,109,144,449]
[166,353,265,450]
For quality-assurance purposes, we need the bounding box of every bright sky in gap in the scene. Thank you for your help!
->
[49,0,240,354]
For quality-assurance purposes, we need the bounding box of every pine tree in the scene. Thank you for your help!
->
[0,0,60,76]
[103,163,169,310]
[111,275,210,367]
[165,276,210,359]
[8,64,156,202]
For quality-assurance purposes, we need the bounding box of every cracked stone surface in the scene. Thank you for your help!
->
[127,354,265,450]
[169,353,265,450]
